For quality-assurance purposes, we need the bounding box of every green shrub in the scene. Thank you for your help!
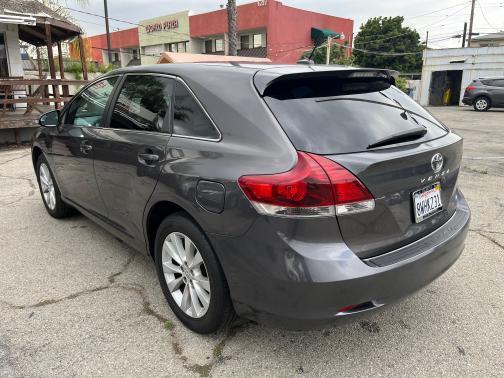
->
[395,76,408,93]
[98,63,115,73]
[87,62,97,73]
[65,61,83,80]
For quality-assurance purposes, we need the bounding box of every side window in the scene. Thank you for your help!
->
[493,79,504,88]
[110,75,173,132]
[66,77,118,127]
[173,82,220,140]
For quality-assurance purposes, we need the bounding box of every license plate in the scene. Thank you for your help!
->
[412,182,443,223]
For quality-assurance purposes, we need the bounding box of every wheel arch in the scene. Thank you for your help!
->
[144,200,205,260]
[32,145,43,169]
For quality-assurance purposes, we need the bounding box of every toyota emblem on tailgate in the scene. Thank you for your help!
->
[431,153,444,173]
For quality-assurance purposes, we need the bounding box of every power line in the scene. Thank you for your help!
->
[356,2,471,46]
[478,0,502,30]
[69,7,335,58]
[67,3,497,59]
[416,3,471,30]
[333,41,423,56]
[64,6,192,40]
[74,17,118,28]
[408,1,471,19]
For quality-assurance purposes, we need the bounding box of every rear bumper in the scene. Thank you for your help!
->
[462,96,473,105]
[210,190,470,330]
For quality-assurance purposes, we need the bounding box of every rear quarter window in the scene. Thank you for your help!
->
[172,82,220,140]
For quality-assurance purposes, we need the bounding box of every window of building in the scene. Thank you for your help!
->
[66,77,118,127]
[110,75,173,133]
[132,49,138,60]
[113,52,120,62]
[253,34,264,48]
[204,40,213,53]
[144,44,163,57]
[168,41,189,53]
[240,35,250,50]
[173,81,219,140]
[215,39,224,52]
[0,33,9,77]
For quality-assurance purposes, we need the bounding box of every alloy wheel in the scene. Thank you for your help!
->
[162,232,211,318]
[475,99,488,110]
[39,163,56,210]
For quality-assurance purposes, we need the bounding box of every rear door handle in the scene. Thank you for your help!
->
[138,153,160,165]
[80,140,93,154]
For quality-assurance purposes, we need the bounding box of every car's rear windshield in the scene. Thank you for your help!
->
[262,74,448,154]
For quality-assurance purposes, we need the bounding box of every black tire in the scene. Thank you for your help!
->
[154,212,235,334]
[36,154,74,218]
[473,96,490,111]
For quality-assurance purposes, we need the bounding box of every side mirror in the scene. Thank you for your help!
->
[39,110,60,127]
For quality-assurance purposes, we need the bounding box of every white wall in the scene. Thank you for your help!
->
[101,50,109,66]
[188,38,204,54]
[0,23,23,77]
[119,49,135,67]
[419,46,504,106]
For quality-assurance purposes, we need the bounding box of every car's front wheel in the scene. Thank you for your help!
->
[36,155,74,218]
[474,97,490,111]
[154,213,235,333]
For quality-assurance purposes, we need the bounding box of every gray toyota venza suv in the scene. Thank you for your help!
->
[32,64,470,333]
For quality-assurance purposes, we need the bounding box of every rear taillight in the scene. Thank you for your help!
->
[466,85,476,92]
[238,152,375,218]
[308,153,376,215]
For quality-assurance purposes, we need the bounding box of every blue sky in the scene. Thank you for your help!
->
[67,0,504,48]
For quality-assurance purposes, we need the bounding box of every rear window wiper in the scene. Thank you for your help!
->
[367,127,427,149]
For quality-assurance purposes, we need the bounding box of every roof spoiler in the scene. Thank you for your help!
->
[254,68,399,96]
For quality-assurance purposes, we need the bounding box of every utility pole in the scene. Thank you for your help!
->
[103,0,112,64]
[326,36,331,65]
[425,31,429,49]
[462,22,468,47]
[468,0,476,47]
[226,0,237,56]
[348,32,354,58]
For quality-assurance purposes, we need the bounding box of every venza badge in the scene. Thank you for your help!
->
[431,153,444,173]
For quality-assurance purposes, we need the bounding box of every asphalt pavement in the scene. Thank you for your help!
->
[0,106,503,377]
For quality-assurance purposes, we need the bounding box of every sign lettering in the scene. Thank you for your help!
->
[145,19,179,33]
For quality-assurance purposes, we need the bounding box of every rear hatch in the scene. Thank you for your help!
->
[255,68,462,258]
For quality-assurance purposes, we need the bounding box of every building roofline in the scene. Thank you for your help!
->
[472,32,504,41]
[277,3,354,23]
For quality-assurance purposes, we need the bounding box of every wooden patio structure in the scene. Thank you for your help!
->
[0,1,90,143]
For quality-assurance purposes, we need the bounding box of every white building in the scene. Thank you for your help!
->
[419,46,504,106]
[0,18,26,78]
[471,32,504,48]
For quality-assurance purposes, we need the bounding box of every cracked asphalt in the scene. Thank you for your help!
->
[0,107,503,377]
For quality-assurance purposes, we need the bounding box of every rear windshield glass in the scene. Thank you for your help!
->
[263,76,448,154]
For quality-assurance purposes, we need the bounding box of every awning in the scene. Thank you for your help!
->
[0,1,82,46]
[311,27,344,46]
